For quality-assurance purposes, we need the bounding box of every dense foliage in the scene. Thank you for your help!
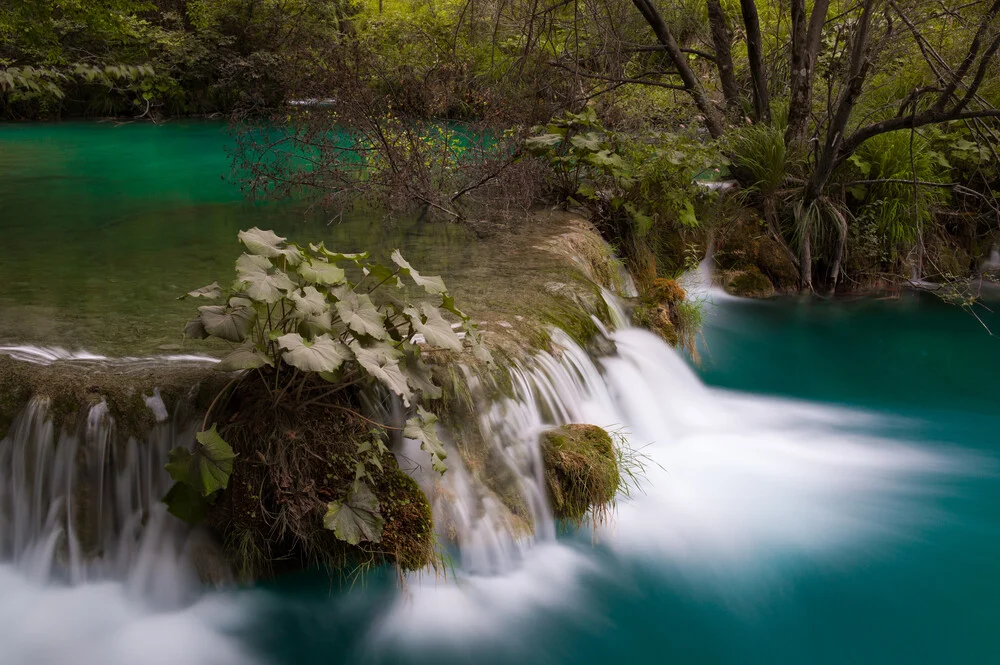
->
[164,227,488,561]
[5,0,999,297]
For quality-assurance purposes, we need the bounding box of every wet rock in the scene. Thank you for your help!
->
[540,424,619,522]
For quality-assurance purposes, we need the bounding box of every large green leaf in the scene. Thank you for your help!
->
[198,305,256,343]
[309,243,369,263]
[399,353,443,400]
[290,286,327,317]
[181,282,222,300]
[278,333,352,372]
[235,254,295,303]
[183,316,208,339]
[335,291,388,339]
[165,425,236,496]
[218,345,274,371]
[404,406,448,473]
[390,250,447,294]
[524,133,564,154]
[162,481,212,523]
[297,260,346,286]
[570,132,605,152]
[407,303,462,351]
[238,228,302,265]
[351,340,413,406]
[323,481,384,545]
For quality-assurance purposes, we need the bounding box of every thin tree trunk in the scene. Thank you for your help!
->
[785,0,831,146]
[630,0,726,137]
[706,0,740,115]
[739,0,770,123]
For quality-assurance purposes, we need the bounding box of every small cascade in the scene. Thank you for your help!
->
[0,391,211,605]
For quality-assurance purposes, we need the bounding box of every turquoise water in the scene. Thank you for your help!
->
[224,295,1000,665]
[0,122,567,355]
[1,122,999,664]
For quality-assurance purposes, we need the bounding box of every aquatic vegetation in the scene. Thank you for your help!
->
[165,227,490,576]
[540,424,620,524]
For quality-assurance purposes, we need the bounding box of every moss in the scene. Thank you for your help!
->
[725,267,775,298]
[0,357,33,439]
[540,424,619,522]
[206,375,436,581]
[375,465,435,572]
[632,302,679,346]
[647,278,686,305]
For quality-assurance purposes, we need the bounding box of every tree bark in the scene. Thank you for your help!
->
[706,0,740,115]
[630,0,726,137]
[785,0,832,146]
[739,0,770,124]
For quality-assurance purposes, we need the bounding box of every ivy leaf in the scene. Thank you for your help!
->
[181,282,222,300]
[404,406,448,474]
[351,340,413,406]
[238,228,302,265]
[235,254,295,303]
[198,304,256,343]
[218,345,273,371]
[165,425,236,496]
[323,481,384,545]
[297,260,346,286]
[390,250,447,294]
[336,291,389,339]
[278,333,352,372]
[407,303,462,351]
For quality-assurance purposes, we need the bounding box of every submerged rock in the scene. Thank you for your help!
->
[724,267,775,298]
[540,424,619,522]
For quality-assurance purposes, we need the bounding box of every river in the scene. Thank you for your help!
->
[1,122,998,665]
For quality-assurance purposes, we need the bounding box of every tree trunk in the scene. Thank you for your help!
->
[630,0,726,138]
[739,0,770,124]
[785,0,831,146]
[706,0,740,115]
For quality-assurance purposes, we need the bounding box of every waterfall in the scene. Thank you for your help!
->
[0,392,217,603]
[0,297,977,661]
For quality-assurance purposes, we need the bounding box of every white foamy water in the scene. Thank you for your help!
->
[0,301,979,661]
[376,325,974,645]
[0,395,252,665]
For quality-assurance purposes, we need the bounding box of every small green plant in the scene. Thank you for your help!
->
[164,227,490,549]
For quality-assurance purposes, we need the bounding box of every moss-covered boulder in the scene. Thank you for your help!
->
[725,267,775,298]
[540,424,619,522]
[647,278,686,305]
[632,302,679,345]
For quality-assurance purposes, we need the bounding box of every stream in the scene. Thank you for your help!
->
[1,122,998,665]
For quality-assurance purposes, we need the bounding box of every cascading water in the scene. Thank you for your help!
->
[0,298,980,663]
[0,365,254,665]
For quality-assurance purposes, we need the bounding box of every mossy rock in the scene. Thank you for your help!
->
[206,380,435,580]
[632,302,679,346]
[647,278,686,305]
[725,267,775,298]
[375,465,435,572]
[540,424,619,522]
